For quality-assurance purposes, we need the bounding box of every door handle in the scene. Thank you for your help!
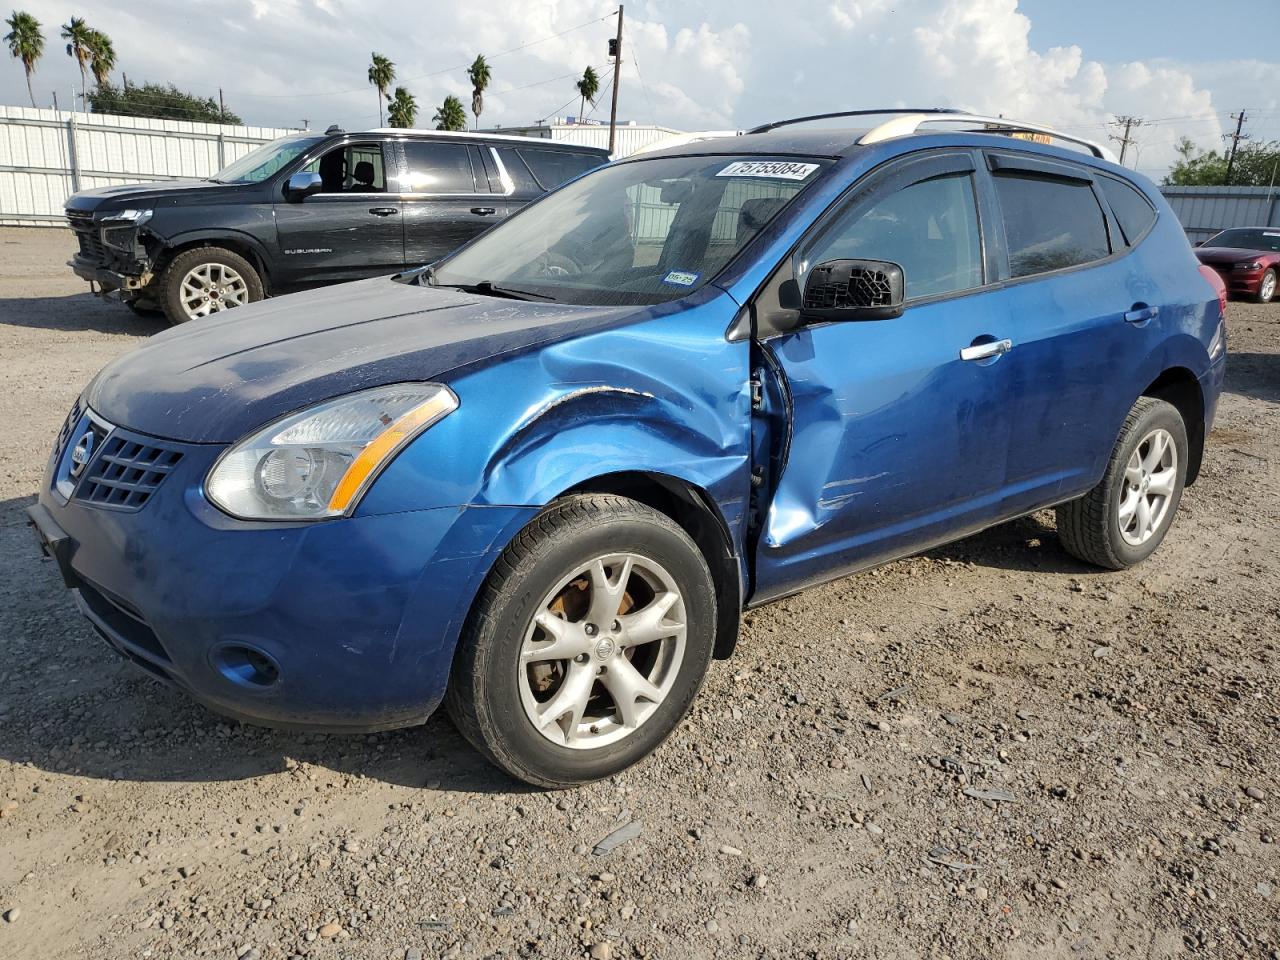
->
[470,206,497,216]
[1124,305,1159,325]
[959,338,1012,362]
[368,207,399,217]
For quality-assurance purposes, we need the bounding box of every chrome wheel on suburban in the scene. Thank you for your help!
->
[158,245,264,325]
[1117,428,1178,546]
[447,495,716,787]
[519,553,687,749]
[1057,397,1188,570]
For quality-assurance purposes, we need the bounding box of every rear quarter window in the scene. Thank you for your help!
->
[494,147,542,195]
[994,173,1111,278]
[517,148,604,190]
[1099,176,1157,246]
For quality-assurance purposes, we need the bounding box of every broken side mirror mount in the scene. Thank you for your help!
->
[797,258,906,322]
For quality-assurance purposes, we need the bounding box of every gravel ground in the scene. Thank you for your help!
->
[0,227,1277,960]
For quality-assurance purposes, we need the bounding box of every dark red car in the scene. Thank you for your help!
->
[1195,228,1280,303]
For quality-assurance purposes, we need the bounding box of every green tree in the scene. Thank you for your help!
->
[86,28,114,88]
[3,10,44,108]
[466,54,490,130]
[575,65,600,123]
[432,94,466,132]
[61,16,93,95]
[387,86,417,128]
[1165,139,1280,187]
[87,80,242,124]
[367,52,394,127]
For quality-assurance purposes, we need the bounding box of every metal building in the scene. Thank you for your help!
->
[1161,185,1280,244]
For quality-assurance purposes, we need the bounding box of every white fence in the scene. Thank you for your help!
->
[0,105,298,226]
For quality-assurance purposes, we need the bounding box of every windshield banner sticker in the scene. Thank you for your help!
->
[716,160,820,181]
[662,270,701,287]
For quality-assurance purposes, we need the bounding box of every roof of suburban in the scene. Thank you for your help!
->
[343,128,610,152]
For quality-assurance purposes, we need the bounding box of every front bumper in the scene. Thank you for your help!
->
[68,256,149,294]
[33,409,536,732]
[1204,264,1265,298]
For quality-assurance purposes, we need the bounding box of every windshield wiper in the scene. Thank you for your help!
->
[436,280,556,302]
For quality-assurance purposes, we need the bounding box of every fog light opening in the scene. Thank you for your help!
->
[214,645,280,688]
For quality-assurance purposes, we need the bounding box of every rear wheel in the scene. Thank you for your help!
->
[446,495,716,788]
[1056,397,1187,570]
[1255,268,1276,304]
[158,246,263,324]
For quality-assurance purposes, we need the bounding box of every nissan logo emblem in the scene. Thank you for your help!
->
[69,431,95,478]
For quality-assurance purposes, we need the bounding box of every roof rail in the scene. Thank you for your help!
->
[858,113,1116,161]
[746,108,959,135]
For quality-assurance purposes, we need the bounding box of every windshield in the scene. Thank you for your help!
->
[430,154,831,305]
[211,135,325,184]
[1207,228,1280,253]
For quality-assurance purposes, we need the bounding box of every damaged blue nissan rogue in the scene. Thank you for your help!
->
[31,110,1226,787]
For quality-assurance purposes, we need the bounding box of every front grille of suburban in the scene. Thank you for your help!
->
[75,433,184,511]
[66,212,107,263]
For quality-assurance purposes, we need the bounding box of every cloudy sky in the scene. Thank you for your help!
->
[4,0,1279,177]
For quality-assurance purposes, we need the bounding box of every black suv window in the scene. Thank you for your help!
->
[805,172,984,300]
[994,173,1110,277]
[397,141,479,194]
[1099,176,1157,246]
[303,142,386,193]
[494,147,542,195]
[517,148,601,190]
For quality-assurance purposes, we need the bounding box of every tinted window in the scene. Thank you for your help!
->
[1100,177,1157,246]
[395,141,477,193]
[995,173,1110,277]
[518,148,602,190]
[494,148,542,195]
[1206,228,1280,253]
[806,173,983,299]
[302,143,386,193]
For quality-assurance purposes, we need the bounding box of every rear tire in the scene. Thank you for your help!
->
[1056,397,1187,570]
[1254,268,1276,304]
[446,494,716,788]
[157,246,263,325]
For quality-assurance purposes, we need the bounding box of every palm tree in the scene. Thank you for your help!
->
[575,66,600,124]
[3,10,44,108]
[386,86,417,128]
[86,28,114,89]
[367,52,394,127]
[61,16,93,99]
[466,54,490,131]
[432,94,466,132]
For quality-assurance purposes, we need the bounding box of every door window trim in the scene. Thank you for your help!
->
[1096,172,1160,248]
[281,138,514,200]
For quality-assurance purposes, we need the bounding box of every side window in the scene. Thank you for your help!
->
[1099,176,1157,246]
[395,141,478,193]
[805,173,984,300]
[494,147,542,195]
[993,173,1110,277]
[301,143,386,193]
[517,149,602,190]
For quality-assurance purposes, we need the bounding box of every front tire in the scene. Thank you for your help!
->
[158,246,263,324]
[1056,397,1187,570]
[1254,267,1276,304]
[446,495,716,788]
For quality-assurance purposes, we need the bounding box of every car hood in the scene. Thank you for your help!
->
[1195,246,1278,265]
[65,179,237,213]
[86,277,639,443]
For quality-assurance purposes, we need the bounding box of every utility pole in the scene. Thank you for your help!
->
[1223,110,1250,185]
[302,118,310,131]
[219,87,226,120]
[608,5,624,155]
[1109,115,1144,166]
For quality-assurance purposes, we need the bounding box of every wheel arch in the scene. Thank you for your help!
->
[560,471,744,661]
[154,230,274,295]
[1142,366,1205,484]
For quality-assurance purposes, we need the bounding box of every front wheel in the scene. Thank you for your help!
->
[446,495,716,788]
[158,246,264,324]
[1056,397,1188,570]
[1254,267,1276,304]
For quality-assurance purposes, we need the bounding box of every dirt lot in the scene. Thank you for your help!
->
[0,227,1277,960]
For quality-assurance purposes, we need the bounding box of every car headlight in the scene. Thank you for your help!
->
[1233,260,1261,271]
[101,208,153,225]
[206,383,458,520]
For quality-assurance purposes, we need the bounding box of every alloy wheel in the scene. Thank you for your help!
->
[179,262,249,319]
[518,553,687,749]
[1261,270,1277,303]
[1117,427,1178,546]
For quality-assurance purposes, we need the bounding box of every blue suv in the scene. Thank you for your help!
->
[30,110,1226,787]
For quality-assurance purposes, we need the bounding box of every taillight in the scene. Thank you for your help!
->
[1198,263,1228,319]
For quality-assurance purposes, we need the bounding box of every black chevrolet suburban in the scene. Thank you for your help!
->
[64,127,610,324]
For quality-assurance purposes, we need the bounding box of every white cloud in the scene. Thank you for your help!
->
[1,0,1274,176]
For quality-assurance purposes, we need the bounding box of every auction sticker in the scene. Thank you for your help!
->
[662,270,701,286]
[716,160,820,180]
